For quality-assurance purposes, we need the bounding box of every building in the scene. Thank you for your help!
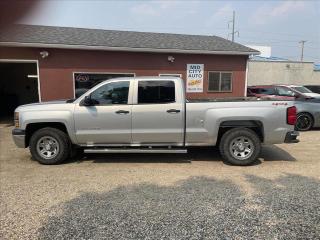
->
[0,24,258,116]
[247,56,320,86]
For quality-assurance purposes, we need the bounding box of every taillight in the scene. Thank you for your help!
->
[287,106,297,125]
[14,112,20,128]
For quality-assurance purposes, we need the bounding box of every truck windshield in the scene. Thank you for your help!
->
[292,87,312,93]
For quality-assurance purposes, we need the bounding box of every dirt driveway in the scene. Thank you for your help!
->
[0,122,319,239]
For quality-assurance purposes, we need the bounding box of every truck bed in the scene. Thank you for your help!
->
[187,97,292,103]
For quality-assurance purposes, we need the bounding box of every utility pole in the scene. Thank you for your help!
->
[228,11,239,42]
[232,11,235,42]
[299,40,306,62]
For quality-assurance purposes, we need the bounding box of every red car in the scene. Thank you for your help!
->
[247,85,320,100]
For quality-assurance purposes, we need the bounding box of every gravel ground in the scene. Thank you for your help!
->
[0,122,319,239]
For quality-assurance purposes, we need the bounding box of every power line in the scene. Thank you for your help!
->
[241,40,320,51]
[238,36,319,46]
[237,28,319,39]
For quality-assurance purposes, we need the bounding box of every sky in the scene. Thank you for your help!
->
[20,0,320,63]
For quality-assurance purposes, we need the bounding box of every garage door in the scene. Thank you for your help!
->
[0,62,39,118]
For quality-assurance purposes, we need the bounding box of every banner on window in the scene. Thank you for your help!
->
[186,64,204,93]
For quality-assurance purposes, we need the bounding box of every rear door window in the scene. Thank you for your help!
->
[138,81,175,104]
[248,88,259,94]
[259,88,276,95]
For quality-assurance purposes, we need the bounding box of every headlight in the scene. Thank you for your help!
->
[14,112,20,128]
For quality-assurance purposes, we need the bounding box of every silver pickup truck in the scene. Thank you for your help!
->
[12,77,299,166]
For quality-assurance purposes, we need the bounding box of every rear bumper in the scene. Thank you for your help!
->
[12,129,26,148]
[284,131,299,143]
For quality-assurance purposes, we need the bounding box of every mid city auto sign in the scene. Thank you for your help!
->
[186,64,204,93]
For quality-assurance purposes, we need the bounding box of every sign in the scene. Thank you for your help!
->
[186,64,204,93]
[75,74,89,82]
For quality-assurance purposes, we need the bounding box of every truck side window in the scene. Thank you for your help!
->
[276,87,295,97]
[90,81,130,105]
[260,88,276,95]
[138,81,175,104]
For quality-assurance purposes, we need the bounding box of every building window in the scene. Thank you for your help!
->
[138,80,175,104]
[74,72,134,98]
[159,73,182,78]
[208,72,232,92]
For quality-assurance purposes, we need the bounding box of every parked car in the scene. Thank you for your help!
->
[12,77,299,166]
[248,85,320,100]
[295,98,320,131]
[247,85,293,100]
[289,85,320,98]
[304,85,320,94]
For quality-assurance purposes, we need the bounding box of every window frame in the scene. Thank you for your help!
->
[159,73,182,78]
[207,71,233,93]
[134,80,177,105]
[73,71,135,98]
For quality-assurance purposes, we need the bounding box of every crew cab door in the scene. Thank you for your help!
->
[74,80,133,145]
[131,79,184,145]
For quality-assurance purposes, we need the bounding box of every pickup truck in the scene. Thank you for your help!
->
[12,77,299,166]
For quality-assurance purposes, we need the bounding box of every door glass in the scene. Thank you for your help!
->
[277,87,294,96]
[249,88,259,94]
[260,88,276,95]
[91,81,130,105]
[138,81,175,104]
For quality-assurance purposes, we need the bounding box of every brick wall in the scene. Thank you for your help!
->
[0,47,248,101]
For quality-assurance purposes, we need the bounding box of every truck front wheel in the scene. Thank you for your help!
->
[219,128,261,166]
[29,127,71,165]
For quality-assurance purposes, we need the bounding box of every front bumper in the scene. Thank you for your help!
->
[284,131,300,143]
[12,129,26,148]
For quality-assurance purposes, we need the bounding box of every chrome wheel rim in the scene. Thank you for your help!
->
[296,115,311,131]
[229,136,254,160]
[36,136,59,159]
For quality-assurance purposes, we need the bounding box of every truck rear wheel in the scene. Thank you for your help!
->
[295,113,313,131]
[219,128,261,166]
[29,127,70,165]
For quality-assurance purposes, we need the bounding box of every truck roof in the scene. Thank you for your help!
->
[99,76,182,82]
[249,84,304,88]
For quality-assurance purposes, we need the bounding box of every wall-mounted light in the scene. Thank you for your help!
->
[168,56,175,63]
[40,51,49,59]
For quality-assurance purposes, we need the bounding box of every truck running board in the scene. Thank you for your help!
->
[84,148,187,154]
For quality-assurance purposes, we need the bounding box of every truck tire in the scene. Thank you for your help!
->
[295,113,313,131]
[219,128,261,166]
[29,127,71,165]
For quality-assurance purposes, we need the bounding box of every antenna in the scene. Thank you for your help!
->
[228,11,239,42]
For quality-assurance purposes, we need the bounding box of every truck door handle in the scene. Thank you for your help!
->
[115,110,130,114]
[167,109,180,113]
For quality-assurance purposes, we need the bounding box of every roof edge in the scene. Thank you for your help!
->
[249,59,315,64]
[0,42,260,56]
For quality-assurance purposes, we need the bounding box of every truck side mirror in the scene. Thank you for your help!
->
[81,95,95,106]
